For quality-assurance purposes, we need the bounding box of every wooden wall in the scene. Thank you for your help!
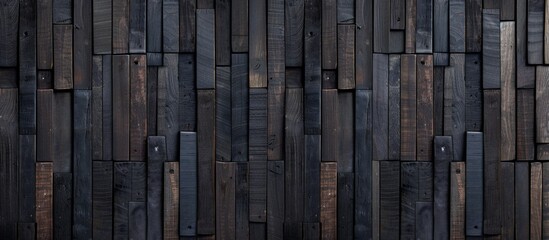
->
[0,0,547,239]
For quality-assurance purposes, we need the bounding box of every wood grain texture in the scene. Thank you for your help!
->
[338,91,354,172]
[400,162,418,240]
[128,202,146,240]
[93,0,112,54]
[232,54,249,162]
[416,0,433,53]
[434,0,449,52]
[516,162,530,239]
[465,0,482,52]
[320,162,337,240]
[268,72,285,161]
[267,161,284,239]
[482,9,500,89]
[517,89,536,160]
[373,54,389,160]
[92,57,103,160]
[164,162,179,240]
[216,162,236,239]
[19,0,36,135]
[146,0,162,52]
[321,89,338,162]
[374,0,391,52]
[53,172,72,240]
[37,90,53,162]
[215,0,230,65]
[500,22,516,161]
[465,132,483,236]
[444,54,466,161]
[379,161,400,240]
[232,0,248,52]
[537,66,549,143]
[416,55,433,161]
[465,54,482,131]
[0,0,18,67]
[216,67,231,162]
[543,163,549,239]
[180,132,197,236]
[197,9,215,89]
[36,162,53,240]
[113,55,130,161]
[197,90,216,234]
[53,91,72,172]
[92,161,113,239]
[449,0,465,52]
[54,25,73,90]
[113,0,130,53]
[180,0,196,52]
[163,0,179,52]
[179,54,196,131]
[354,90,372,239]
[249,89,268,222]
[416,202,433,240]
[304,0,321,134]
[528,0,544,64]
[129,0,146,53]
[102,55,113,161]
[235,162,250,240]
[356,0,373,89]
[532,162,543,239]
[401,54,417,160]
[337,172,354,239]
[483,89,501,235]
[322,0,337,69]
[158,54,179,162]
[338,25,355,89]
[285,0,304,67]
[405,0,417,53]
[249,0,268,88]
[502,162,515,240]
[388,55,401,160]
[130,55,147,161]
[434,136,452,240]
[434,67,444,135]
[53,0,71,23]
[113,163,131,239]
[74,0,92,89]
[147,136,166,240]
[517,0,536,88]
[450,162,465,240]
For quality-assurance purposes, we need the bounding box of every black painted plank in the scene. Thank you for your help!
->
[93,0,112,54]
[401,162,419,239]
[179,54,196,131]
[465,54,482,131]
[74,0,92,89]
[338,91,354,172]
[0,0,18,67]
[147,136,166,240]
[302,222,319,240]
[322,0,337,69]
[102,55,113,160]
[53,91,72,172]
[163,0,179,52]
[37,90,53,162]
[449,0,465,52]
[379,161,400,240]
[130,54,147,161]
[158,54,179,161]
[338,172,354,240]
[354,90,372,239]
[19,0,36,135]
[515,162,530,239]
[216,162,236,239]
[249,89,268,222]
[373,54,389,160]
[483,90,501,235]
[147,0,162,52]
[267,161,284,239]
[53,25,73,89]
[53,173,72,240]
[147,67,157,135]
[197,9,215,89]
[434,67,444,135]
[482,9,501,89]
[0,68,18,88]
[285,0,304,67]
[304,0,321,134]
[501,162,515,239]
[418,162,433,201]
[197,90,216,234]
[216,66,231,162]
[92,57,103,160]
[338,25,355,89]
[434,136,452,240]
[286,67,303,88]
[517,89,535,160]
[388,55,401,160]
[267,72,285,162]
[517,0,536,88]
[232,0,248,52]
[129,0,146,53]
[112,0,129,53]
[197,0,213,8]
[18,223,35,240]
[92,161,113,239]
[113,163,131,239]
[416,0,433,53]
[466,0,482,52]
[37,0,52,69]
[37,70,52,89]
[444,54,466,161]
[465,132,483,236]
[73,90,92,239]
[527,0,544,64]
[180,0,196,52]
[356,0,373,89]
[131,162,146,201]
[434,0,449,52]
[249,0,268,87]
[18,135,36,222]
[235,162,250,239]
[232,54,249,162]
[321,89,338,162]
[268,0,285,74]
[216,0,230,65]
[180,132,197,236]
[53,0,72,23]
[416,202,433,240]
[112,55,130,161]
[128,202,146,240]
[304,135,320,223]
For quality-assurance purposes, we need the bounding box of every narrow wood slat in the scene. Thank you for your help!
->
[418,162,433,201]
[285,0,304,67]
[0,0,18,67]
[113,0,130,53]
[102,55,113,160]
[338,25,355,89]
[501,22,516,161]
[146,0,162,52]
[130,55,147,161]
[74,0,92,89]
[528,0,544,64]
[176,56,194,132]
[128,202,146,240]
[180,132,197,236]
[450,162,465,240]
[216,67,231,162]
[53,92,72,172]
[131,162,146,202]
[482,9,500,89]
[267,72,285,161]
[483,89,502,235]
[322,0,337,69]
[215,0,230,65]
[373,54,389,160]
[267,161,284,239]
[249,0,268,88]
[517,89,536,160]
[449,0,465,52]
[379,161,400,240]
[235,162,250,239]
[338,172,354,239]
[374,0,390,52]
[372,161,380,240]
[54,25,73,89]
[465,54,482,131]
[232,0,248,52]
[517,0,536,88]
[37,0,52,68]
[53,172,72,240]
[416,0,433,53]
[129,0,146,53]
[113,55,130,161]
[356,0,373,89]
[434,67,444,135]
[163,0,179,52]
[434,0,449,52]
[320,162,337,240]
[516,162,530,239]
[387,55,401,160]
[53,0,71,23]
[465,132,483,236]
[444,54,466,161]
[197,90,215,234]
[93,0,112,54]
[36,162,53,240]
[321,89,338,162]
[304,0,321,134]
[537,66,549,143]
[543,163,549,239]
[147,136,166,239]
[465,0,482,52]
[19,0,36,135]
[92,161,113,239]
[417,55,434,161]
[405,0,417,53]
[197,9,215,89]
[502,162,515,240]
[164,162,179,240]
[249,89,268,222]
[37,90,53,162]
[434,136,452,240]
[532,162,543,239]
[338,91,354,172]
[232,54,249,162]
[391,0,405,30]
[92,57,103,160]
[267,0,285,74]
[158,54,179,161]
[216,162,236,239]
[400,162,418,240]
[416,202,434,240]
[337,0,354,23]
[147,67,157,135]
[400,55,417,160]
[113,163,131,239]
[180,0,196,52]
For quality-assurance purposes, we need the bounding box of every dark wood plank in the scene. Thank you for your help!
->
[379,161,400,240]
[373,54,389,160]
[180,0,196,52]
[285,0,304,67]
[465,0,482,52]
[36,162,53,240]
[416,0,433,53]
[129,0,146,53]
[102,55,113,160]
[417,55,434,161]
[354,90,372,239]
[17,222,35,240]
[163,0,179,52]
[131,162,146,202]
[53,173,72,240]
[449,0,465,52]
[444,54,466,161]
[147,0,162,52]
[53,25,73,89]
[418,162,433,201]
[338,91,354,172]
[528,0,544,64]
[19,139,36,223]
[128,202,146,240]
[267,72,285,161]
[180,132,197,236]
[0,68,18,88]
[113,0,129,53]
[302,222,319,240]
[232,0,248,52]
[215,0,230,65]
[537,144,549,160]
[516,162,530,239]
[501,22,516,161]
[537,66,549,143]
[37,70,52,89]
[400,162,418,240]
[434,52,449,66]
[147,136,166,240]
[267,0,285,74]
[388,55,401,160]
[372,161,380,239]
[19,0,36,135]
[158,54,179,161]
[501,162,515,240]
[92,161,113,239]
[53,91,72,172]
[543,163,549,239]
[405,0,417,53]
[338,172,354,240]
[434,67,444,135]
[130,55,147,161]
[483,9,501,89]
[434,136,452,240]
[517,0,536,88]
[179,54,196,131]
[321,89,338,162]
[113,55,130,160]
[391,0,405,30]
[322,0,337,69]
[416,202,434,240]
[235,162,250,239]
[74,0,92,89]
[338,25,355,89]
[197,90,216,234]
[304,0,321,134]
[356,0,373,89]
[465,132,483,236]
[37,90,53,162]
[197,9,215,89]
[249,89,268,222]
[216,67,231,162]
[320,162,337,239]
[37,0,52,68]
[267,161,284,239]
[285,88,304,239]
[113,163,131,239]
[197,0,213,8]
[532,162,543,239]
[73,90,92,239]
[483,89,501,235]
[232,54,249,162]
[450,162,465,239]
[517,89,536,160]
[53,0,71,23]
[401,54,417,160]
[92,57,103,160]
[286,67,303,88]
[216,162,236,239]
[465,54,482,131]
[93,0,112,54]
[250,0,268,87]
[337,0,354,23]
[434,0,449,52]
[0,0,18,67]
[163,162,179,240]
[147,66,158,135]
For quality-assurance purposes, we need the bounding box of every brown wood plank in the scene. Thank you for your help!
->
[450,162,465,240]
[216,162,236,239]
[532,162,543,239]
[501,22,516,161]
[164,162,179,240]
[130,55,147,161]
[517,89,536,160]
[537,66,549,143]
[401,54,417,160]
[53,25,73,89]
[416,55,434,161]
[113,55,130,161]
[320,162,337,240]
[36,162,53,240]
[249,0,267,88]
[338,25,355,89]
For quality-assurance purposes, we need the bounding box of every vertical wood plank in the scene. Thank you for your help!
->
[216,67,231,162]
[232,54,249,162]
[304,0,321,134]
[322,89,338,162]
[501,162,515,240]
[113,0,129,53]
[267,161,284,239]
[483,90,501,235]
[53,25,73,89]
[268,0,285,74]
[401,162,418,239]
[450,162,465,240]
[379,161,400,240]
[338,91,354,172]
[74,0,92,89]
[19,0,36,135]
[113,163,131,239]
[320,162,337,240]
[517,0,536,88]
[374,0,390,52]
[416,0,433,53]
[216,162,236,239]
[179,54,196,131]
[434,67,444,135]
[465,54,482,131]
[401,54,417,160]
[197,90,216,234]
[322,0,337,69]
[338,25,355,89]
[482,9,500,89]
[405,0,417,53]
[444,54,466,161]
[163,162,179,240]
[537,66,549,143]
[113,55,130,161]
[232,0,248,52]
[92,161,113,239]
[372,161,380,240]
[285,0,304,67]
[337,172,354,239]
[434,0,449,52]
[373,54,389,160]
[0,0,18,67]
[391,0,405,30]
[528,0,544,64]
[543,163,549,239]
[163,0,179,52]
[92,57,103,160]
[517,89,536,160]
[128,202,146,240]
[147,67,157,135]
[465,0,482,52]
[235,162,250,239]
[129,0,146,53]
[180,132,198,236]
[388,55,401,160]
[416,202,434,240]
[449,0,465,52]
[102,55,113,160]
[180,0,196,52]
[532,162,543,239]
[37,0,52,68]
[465,132,483,236]
[268,72,285,161]
[417,55,434,161]
[36,162,53,240]
[37,90,53,162]
[516,162,530,239]
[249,89,268,222]
[434,136,452,240]
[53,91,72,172]
[500,22,516,161]
[146,0,162,52]
[130,55,147,161]
[356,0,373,89]
[158,54,179,161]
[53,172,72,240]
[215,0,230,65]
[197,9,215,89]
[249,0,268,88]
[337,0,354,23]
[93,0,112,54]
[147,136,166,240]
[53,0,71,23]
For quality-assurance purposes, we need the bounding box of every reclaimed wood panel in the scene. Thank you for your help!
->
[54,25,73,90]
[249,0,268,88]
[130,55,147,161]
[338,91,354,172]
[537,66,549,143]
[36,162,53,240]
[373,54,389,160]
[517,0,536,88]
[401,54,417,160]
[449,0,465,52]
[388,55,401,160]
[232,54,249,162]
[338,25,355,89]
[320,162,337,240]
[163,0,179,52]
[164,162,179,239]
[450,162,465,240]
[216,162,236,239]
[532,162,543,239]
[517,89,536,160]
[92,161,113,239]
[267,161,284,239]
[483,89,501,235]
[232,0,248,52]
[180,132,197,236]
[53,91,72,172]
[197,90,216,234]
[465,54,482,131]
[197,9,215,89]
[434,0,449,52]
[482,9,500,89]
[502,162,515,240]
[465,0,482,52]
[180,0,196,52]
[113,0,130,53]
[501,22,516,161]
[516,162,530,239]
[434,136,452,240]
[285,0,304,67]
[53,172,72,240]
[147,136,166,239]
[416,0,433,53]
[112,55,130,161]
[322,0,337,69]
[528,0,544,64]
[417,55,434,161]
[465,132,483,236]
[355,90,372,239]
[379,161,400,240]
[0,0,18,67]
